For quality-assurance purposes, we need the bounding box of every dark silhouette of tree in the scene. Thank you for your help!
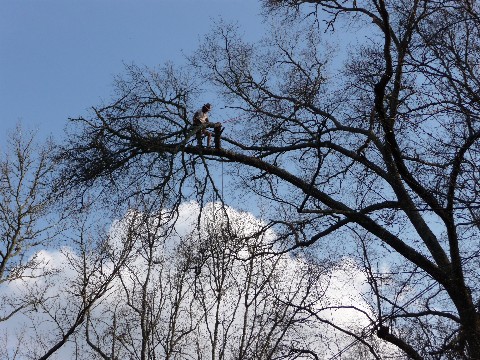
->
[60,1,480,358]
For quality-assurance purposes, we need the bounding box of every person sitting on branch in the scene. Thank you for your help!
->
[193,103,222,148]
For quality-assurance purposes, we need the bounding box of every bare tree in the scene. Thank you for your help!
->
[82,205,200,360]
[0,126,58,324]
[19,207,138,360]
[79,202,325,360]
[59,0,480,358]
[0,127,138,360]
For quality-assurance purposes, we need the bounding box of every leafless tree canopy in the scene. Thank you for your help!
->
[0,128,58,324]
[77,203,334,360]
[58,1,480,359]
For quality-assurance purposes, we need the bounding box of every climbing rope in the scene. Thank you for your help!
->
[221,157,224,202]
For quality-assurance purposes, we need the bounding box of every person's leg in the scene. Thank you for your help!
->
[214,123,222,148]
[196,130,203,146]
[206,131,212,147]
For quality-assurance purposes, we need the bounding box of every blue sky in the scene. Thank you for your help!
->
[0,0,265,145]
